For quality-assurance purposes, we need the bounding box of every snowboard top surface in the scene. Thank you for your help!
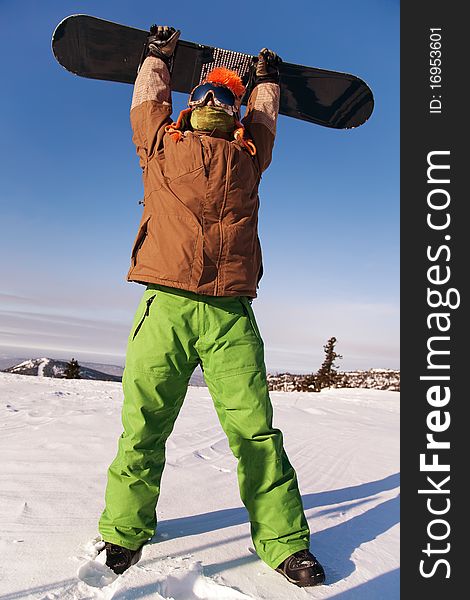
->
[52,14,374,129]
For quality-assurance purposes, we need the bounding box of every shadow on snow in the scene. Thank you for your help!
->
[0,473,399,600]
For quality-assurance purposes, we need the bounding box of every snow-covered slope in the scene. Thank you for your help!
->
[0,372,399,599]
[2,357,122,381]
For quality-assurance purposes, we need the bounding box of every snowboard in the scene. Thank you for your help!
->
[52,14,374,129]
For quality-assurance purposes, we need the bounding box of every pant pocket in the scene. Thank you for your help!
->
[132,293,157,340]
[239,297,263,343]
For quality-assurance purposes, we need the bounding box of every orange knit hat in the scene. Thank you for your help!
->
[204,67,246,100]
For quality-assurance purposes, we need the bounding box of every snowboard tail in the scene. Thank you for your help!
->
[52,15,374,129]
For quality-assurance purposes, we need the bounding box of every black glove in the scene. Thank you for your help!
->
[255,48,282,85]
[139,25,180,70]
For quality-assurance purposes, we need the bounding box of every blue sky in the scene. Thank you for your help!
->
[0,0,399,371]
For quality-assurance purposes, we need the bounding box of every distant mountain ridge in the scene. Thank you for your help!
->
[2,357,122,382]
[1,357,207,386]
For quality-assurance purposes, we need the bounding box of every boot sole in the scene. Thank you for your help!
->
[275,567,325,587]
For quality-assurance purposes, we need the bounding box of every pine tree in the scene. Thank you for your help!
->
[64,358,81,379]
[315,337,343,390]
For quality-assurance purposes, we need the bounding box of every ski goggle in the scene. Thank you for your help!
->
[188,82,237,112]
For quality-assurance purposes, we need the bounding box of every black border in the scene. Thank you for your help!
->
[401,4,465,596]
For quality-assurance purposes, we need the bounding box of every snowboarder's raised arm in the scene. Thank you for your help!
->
[242,49,281,173]
[130,26,180,168]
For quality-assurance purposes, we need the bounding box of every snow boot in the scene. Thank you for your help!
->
[103,542,143,574]
[275,549,325,587]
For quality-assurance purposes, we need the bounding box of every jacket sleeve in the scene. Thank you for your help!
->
[130,56,173,169]
[241,82,280,173]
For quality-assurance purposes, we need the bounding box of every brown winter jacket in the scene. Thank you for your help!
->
[127,56,280,298]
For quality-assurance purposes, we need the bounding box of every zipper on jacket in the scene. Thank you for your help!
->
[199,137,209,178]
[215,142,233,295]
[132,294,156,340]
[131,218,150,267]
[133,235,146,267]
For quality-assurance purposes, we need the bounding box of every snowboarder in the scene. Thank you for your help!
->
[98,25,325,587]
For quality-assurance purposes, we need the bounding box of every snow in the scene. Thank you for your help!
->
[8,359,37,371]
[0,372,399,599]
[37,358,50,378]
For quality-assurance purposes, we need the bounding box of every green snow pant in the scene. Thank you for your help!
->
[98,284,310,569]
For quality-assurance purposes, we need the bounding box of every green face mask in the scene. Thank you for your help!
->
[190,106,235,133]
